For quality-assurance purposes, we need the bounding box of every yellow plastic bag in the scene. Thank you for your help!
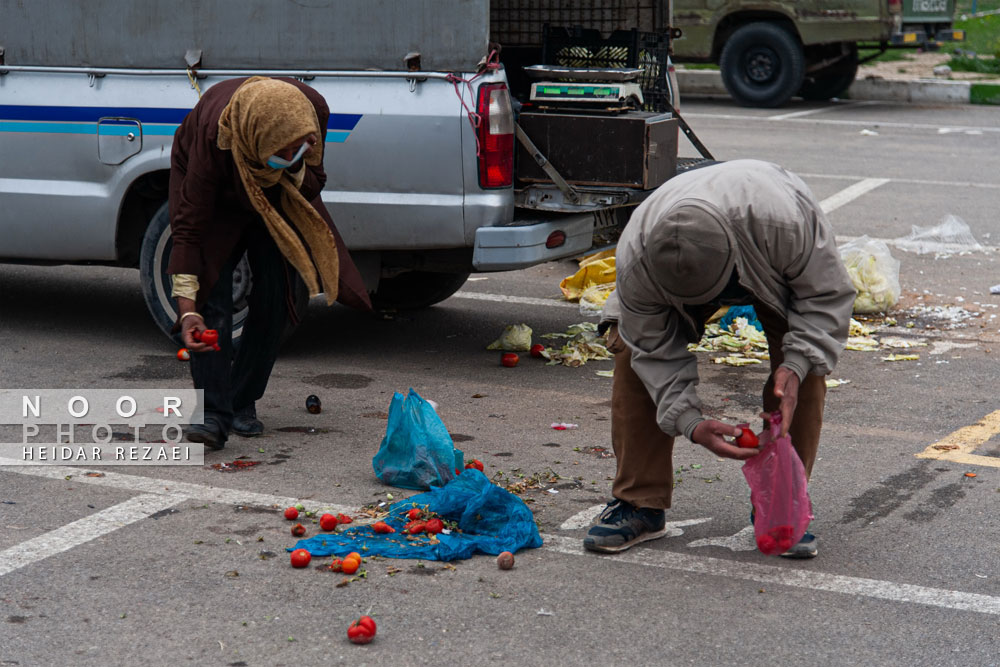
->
[560,256,616,302]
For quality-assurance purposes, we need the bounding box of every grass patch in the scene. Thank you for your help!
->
[949,54,1000,73]
[953,14,1000,56]
[679,63,719,70]
[970,83,1000,104]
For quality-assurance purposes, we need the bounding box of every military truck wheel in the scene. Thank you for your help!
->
[720,22,805,108]
[370,271,470,310]
[138,202,308,343]
[799,45,859,101]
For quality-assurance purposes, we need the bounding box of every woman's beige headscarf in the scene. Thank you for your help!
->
[217,77,339,304]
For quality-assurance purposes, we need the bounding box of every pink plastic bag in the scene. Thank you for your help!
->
[741,412,813,556]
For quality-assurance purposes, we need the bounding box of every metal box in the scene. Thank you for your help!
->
[516,111,677,189]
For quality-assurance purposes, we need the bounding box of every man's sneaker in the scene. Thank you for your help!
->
[583,498,668,553]
[232,403,264,437]
[780,532,818,559]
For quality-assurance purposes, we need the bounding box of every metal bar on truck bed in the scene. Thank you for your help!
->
[0,66,458,79]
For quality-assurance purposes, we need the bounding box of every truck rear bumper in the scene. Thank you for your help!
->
[471,213,594,271]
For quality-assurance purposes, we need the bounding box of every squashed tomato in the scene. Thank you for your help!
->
[347,616,376,644]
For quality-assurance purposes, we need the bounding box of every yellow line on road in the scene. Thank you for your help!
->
[916,410,1000,468]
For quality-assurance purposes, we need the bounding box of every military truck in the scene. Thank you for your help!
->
[671,0,917,106]
[901,0,965,45]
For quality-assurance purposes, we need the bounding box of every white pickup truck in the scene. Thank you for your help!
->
[0,0,688,338]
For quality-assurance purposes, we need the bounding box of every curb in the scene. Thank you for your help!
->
[675,69,1000,106]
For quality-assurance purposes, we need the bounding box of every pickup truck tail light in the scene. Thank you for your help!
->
[477,83,514,188]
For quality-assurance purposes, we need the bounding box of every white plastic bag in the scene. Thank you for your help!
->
[578,282,615,316]
[894,215,983,256]
[839,236,900,313]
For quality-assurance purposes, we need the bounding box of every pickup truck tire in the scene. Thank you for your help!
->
[370,270,470,311]
[138,202,308,344]
[719,22,805,108]
[798,45,859,101]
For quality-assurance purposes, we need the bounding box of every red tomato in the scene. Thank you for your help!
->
[336,513,353,524]
[405,520,426,534]
[425,518,444,534]
[530,343,545,358]
[290,523,306,537]
[290,549,311,568]
[357,615,377,635]
[319,513,338,532]
[347,617,376,644]
[756,535,777,555]
[341,557,360,575]
[283,507,299,521]
[406,508,422,521]
[328,558,343,572]
[176,348,191,361]
[500,352,519,367]
[465,459,484,472]
[199,329,219,345]
[735,427,759,448]
[372,521,395,534]
[455,468,462,476]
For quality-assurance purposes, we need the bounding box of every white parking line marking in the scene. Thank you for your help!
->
[687,525,757,551]
[799,171,1000,191]
[559,504,712,533]
[768,102,877,121]
[684,112,1000,134]
[542,533,1000,616]
[0,459,356,515]
[819,178,890,214]
[452,291,577,308]
[560,504,609,530]
[0,494,182,577]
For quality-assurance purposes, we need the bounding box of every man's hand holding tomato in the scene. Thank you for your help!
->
[691,419,759,460]
[177,296,213,352]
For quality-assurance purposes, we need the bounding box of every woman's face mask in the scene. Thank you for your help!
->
[266,141,310,169]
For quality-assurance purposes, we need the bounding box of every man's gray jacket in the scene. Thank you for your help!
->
[602,160,856,440]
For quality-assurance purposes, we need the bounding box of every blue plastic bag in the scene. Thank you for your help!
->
[291,469,543,561]
[718,305,762,332]
[372,388,462,490]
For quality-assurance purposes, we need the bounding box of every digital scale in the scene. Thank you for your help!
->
[524,65,646,112]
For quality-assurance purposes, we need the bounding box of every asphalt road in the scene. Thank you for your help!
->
[2,97,1000,666]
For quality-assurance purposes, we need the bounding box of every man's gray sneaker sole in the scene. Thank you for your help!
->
[780,536,818,559]
[583,526,671,554]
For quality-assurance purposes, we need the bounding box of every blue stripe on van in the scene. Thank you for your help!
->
[0,106,361,129]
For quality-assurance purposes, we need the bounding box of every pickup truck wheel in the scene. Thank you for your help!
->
[139,202,308,343]
[719,22,805,108]
[799,45,859,101]
[371,271,470,310]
